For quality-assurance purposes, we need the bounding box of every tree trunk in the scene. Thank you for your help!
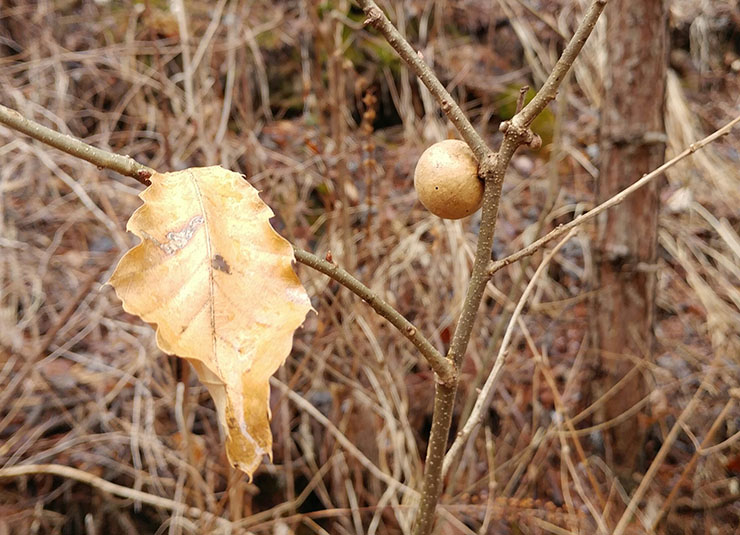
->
[592,0,667,479]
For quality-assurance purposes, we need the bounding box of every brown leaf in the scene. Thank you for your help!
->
[109,166,311,477]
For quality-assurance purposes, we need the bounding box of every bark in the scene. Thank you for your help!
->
[592,0,667,478]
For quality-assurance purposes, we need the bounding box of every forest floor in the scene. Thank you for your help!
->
[1,1,739,534]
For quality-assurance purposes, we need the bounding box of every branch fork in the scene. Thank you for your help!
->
[498,120,542,150]
[355,1,609,533]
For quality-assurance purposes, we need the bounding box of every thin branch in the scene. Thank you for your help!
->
[357,0,489,160]
[489,113,740,276]
[442,229,577,476]
[408,2,608,533]
[293,248,455,384]
[515,0,607,128]
[0,104,154,185]
[409,139,509,535]
[0,101,453,385]
[0,464,231,528]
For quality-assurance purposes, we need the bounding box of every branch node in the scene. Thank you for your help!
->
[516,85,530,114]
[528,133,543,150]
[435,370,458,386]
[136,169,153,186]
[363,7,382,27]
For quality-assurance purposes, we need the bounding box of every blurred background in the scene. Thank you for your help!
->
[0,0,739,533]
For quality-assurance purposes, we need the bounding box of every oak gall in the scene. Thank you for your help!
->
[413,139,483,220]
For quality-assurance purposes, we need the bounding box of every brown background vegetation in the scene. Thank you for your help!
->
[1,0,739,533]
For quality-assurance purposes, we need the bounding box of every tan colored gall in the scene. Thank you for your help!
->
[413,139,483,220]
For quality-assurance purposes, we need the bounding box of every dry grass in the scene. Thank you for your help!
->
[1,1,739,534]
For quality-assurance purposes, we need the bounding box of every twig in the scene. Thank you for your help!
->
[405,2,607,532]
[515,85,529,114]
[515,0,607,128]
[293,248,454,384]
[489,113,740,276]
[357,0,488,160]
[0,101,453,385]
[0,103,154,185]
[0,464,231,528]
[442,229,577,476]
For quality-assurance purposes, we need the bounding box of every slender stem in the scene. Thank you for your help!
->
[413,381,456,533]
[442,229,577,476]
[488,113,740,276]
[516,0,607,128]
[357,0,488,160]
[293,248,454,384]
[0,101,453,384]
[0,103,154,185]
[408,2,609,532]
[411,129,519,535]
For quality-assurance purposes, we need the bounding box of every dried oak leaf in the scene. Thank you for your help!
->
[109,166,311,477]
